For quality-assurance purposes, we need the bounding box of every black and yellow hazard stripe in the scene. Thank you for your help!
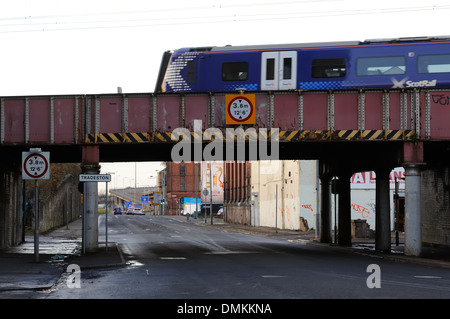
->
[85,129,416,143]
[279,130,415,141]
[86,132,150,143]
[125,132,150,143]
[153,132,172,142]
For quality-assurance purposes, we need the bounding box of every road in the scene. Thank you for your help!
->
[42,214,450,300]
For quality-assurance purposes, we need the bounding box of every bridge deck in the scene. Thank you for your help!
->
[1,89,449,146]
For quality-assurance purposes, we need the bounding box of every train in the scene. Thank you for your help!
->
[155,36,450,93]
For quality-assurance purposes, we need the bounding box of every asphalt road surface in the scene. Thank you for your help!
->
[43,214,450,300]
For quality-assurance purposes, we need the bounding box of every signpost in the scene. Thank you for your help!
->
[153,192,162,205]
[22,149,50,263]
[124,201,133,208]
[79,174,111,253]
[22,151,50,180]
[225,94,256,125]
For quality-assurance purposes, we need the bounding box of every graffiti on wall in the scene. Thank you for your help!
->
[351,204,371,218]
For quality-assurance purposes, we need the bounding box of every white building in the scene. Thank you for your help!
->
[251,160,405,232]
[250,160,318,231]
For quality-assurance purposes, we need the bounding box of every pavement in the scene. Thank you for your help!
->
[0,217,125,293]
[1,214,450,294]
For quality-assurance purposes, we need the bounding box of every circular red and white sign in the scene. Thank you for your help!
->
[227,96,254,123]
[23,153,49,179]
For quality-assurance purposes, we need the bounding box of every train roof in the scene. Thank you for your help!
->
[210,41,359,52]
[176,36,450,54]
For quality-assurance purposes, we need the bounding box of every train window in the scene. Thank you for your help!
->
[357,56,406,76]
[222,62,248,81]
[417,54,450,73]
[311,59,346,78]
[283,57,292,80]
[266,58,275,81]
[187,60,196,84]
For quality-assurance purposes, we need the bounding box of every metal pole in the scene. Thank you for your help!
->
[66,186,69,230]
[210,162,213,225]
[134,162,137,208]
[333,178,338,244]
[34,180,39,263]
[82,182,86,255]
[394,177,399,246]
[105,181,108,252]
[195,163,198,219]
[275,183,278,233]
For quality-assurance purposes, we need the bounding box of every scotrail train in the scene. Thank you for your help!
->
[155,36,450,93]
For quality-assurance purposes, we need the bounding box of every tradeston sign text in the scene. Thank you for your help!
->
[79,174,111,182]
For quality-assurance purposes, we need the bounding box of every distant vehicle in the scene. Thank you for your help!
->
[132,207,145,215]
[198,204,223,216]
[113,207,122,215]
[126,206,135,215]
[181,197,201,216]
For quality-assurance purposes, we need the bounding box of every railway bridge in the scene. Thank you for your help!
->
[1,88,450,257]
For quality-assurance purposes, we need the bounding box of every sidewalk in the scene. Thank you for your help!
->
[0,218,125,292]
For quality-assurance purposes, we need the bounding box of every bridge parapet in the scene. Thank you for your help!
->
[0,95,83,145]
[2,89,450,146]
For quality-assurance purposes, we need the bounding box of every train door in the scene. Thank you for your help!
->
[261,51,297,90]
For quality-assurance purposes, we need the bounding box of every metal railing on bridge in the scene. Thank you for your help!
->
[1,89,449,145]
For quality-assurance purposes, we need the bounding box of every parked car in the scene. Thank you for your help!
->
[113,207,122,215]
[198,204,223,216]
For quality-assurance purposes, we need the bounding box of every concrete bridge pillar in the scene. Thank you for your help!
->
[81,146,100,253]
[319,162,332,243]
[0,161,23,249]
[337,171,352,247]
[403,142,424,257]
[404,165,422,256]
[375,167,391,252]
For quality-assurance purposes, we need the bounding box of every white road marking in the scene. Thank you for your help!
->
[204,251,260,255]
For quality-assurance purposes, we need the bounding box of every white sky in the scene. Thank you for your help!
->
[2,0,449,188]
[1,0,449,96]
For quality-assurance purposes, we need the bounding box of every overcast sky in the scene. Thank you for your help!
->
[2,0,449,188]
[1,0,449,96]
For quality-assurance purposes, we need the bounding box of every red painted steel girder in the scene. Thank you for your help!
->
[1,89,450,145]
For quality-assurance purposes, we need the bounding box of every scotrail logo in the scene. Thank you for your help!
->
[170,120,280,173]
[391,77,437,88]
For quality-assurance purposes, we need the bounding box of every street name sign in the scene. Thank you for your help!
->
[79,174,111,182]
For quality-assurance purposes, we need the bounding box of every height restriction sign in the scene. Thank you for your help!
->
[225,94,256,125]
[22,151,50,180]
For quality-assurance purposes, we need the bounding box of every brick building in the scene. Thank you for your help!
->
[164,162,201,215]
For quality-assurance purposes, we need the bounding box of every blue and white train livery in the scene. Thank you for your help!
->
[155,36,450,93]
